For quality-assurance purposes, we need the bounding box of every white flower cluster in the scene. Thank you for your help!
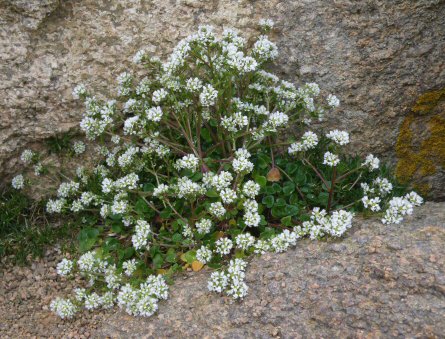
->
[50,298,77,319]
[323,151,340,167]
[11,174,24,190]
[117,275,168,317]
[73,141,86,155]
[200,84,218,106]
[299,208,354,239]
[196,218,212,234]
[20,149,34,164]
[362,154,380,171]
[208,259,248,299]
[196,245,213,264]
[232,148,254,174]
[175,154,200,171]
[326,130,349,145]
[132,220,151,250]
[288,131,319,154]
[56,258,73,276]
[382,191,423,224]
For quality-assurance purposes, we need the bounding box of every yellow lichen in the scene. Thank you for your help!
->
[395,89,445,192]
[412,88,445,115]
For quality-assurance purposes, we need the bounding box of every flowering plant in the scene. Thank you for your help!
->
[12,21,422,319]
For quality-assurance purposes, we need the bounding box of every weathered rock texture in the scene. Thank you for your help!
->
[1,0,445,197]
[97,202,445,338]
[1,202,444,337]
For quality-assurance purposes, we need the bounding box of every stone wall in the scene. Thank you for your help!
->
[1,0,444,198]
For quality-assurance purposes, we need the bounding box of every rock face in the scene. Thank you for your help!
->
[1,202,444,337]
[97,202,445,338]
[1,0,445,197]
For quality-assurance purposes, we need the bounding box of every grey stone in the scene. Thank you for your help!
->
[0,0,444,197]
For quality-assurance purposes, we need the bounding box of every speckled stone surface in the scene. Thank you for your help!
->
[1,0,445,195]
[96,202,445,338]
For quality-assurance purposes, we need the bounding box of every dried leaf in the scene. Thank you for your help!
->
[267,167,281,182]
[191,260,204,272]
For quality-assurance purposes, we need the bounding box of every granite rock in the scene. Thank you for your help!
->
[1,0,444,197]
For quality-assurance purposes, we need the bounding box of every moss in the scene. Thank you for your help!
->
[412,88,445,115]
[395,90,445,191]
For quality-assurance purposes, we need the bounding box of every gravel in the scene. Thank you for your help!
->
[1,202,444,338]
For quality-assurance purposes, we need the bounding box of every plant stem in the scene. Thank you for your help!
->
[327,166,337,213]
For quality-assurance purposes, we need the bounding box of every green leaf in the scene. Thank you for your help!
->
[135,198,150,214]
[183,250,196,264]
[143,183,155,192]
[153,253,164,269]
[254,175,267,188]
[271,205,287,218]
[262,195,275,208]
[283,182,295,195]
[172,233,182,243]
[206,189,220,198]
[272,183,281,193]
[285,204,299,216]
[281,215,292,226]
[165,248,177,263]
[111,223,122,234]
[78,227,99,253]
[275,198,286,207]
[160,207,172,219]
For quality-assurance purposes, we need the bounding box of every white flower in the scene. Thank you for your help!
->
[362,154,380,171]
[146,106,163,122]
[259,18,274,30]
[20,149,34,164]
[323,151,340,167]
[56,258,73,276]
[196,218,212,234]
[57,181,80,198]
[405,191,423,206]
[254,239,270,254]
[84,292,101,310]
[362,196,381,212]
[123,259,138,276]
[242,180,260,198]
[326,130,349,145]
[215,237,233,255]
[186,77,203,92]
[72,84,88,99]
[72,141,86,154]
[199,84,218,106]
[11,174,24,190]
[209,202,226,219]
[46,198,65,213]
[153,184,169,197]
[34,163,43,176]
[382,196,414,224]
[243,211,261,227]
[208,271,229,293]
[196,245,212,264]
[175,154,199,171]
[235,233,255,250]
[152,88,168,104]
[374,177,393,195]
[252,35,278,60]
[133,49,146,64]
[232,156,254,173]
[220,188,237,204]
[132,220,151,251]
[50,298,77,319]
[327,94,340,108]
[289,131,319,154]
